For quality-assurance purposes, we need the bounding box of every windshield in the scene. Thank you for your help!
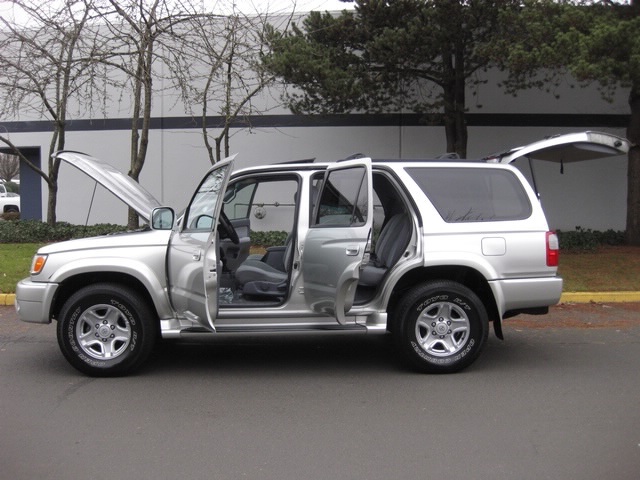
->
[183,165,230,231]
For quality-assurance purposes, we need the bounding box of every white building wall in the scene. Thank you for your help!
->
[41,123,625,232]
[2,68,630,231]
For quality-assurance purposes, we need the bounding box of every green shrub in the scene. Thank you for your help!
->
[250,230,288,247]
[557,226,626,252]
[594,229,626,246]
[0,219,128,243]
[0,220,291,247]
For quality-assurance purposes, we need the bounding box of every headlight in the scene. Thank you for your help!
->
[31,254,48,275]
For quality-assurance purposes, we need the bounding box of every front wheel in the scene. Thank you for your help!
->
[394,281,489,373]
[56,283,157,376]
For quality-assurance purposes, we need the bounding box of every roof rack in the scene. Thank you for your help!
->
[343,153,367,160]
[435,152,460,159]
[275,158,316,164]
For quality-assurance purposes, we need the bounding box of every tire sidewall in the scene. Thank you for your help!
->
[396,282,488,373]
[57,284,154,376]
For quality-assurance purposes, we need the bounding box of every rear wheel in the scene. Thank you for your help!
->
[394,281,489,373]
[56,283,157,376]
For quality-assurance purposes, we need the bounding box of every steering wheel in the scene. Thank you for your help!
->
[218,211,239,244]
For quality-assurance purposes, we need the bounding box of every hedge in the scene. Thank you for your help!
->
[0,219,289,247]
[556,227,625,252]
[0,219,129,243]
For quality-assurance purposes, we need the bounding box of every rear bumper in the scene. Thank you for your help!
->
[492,276,563,318]
[14,279,58,324]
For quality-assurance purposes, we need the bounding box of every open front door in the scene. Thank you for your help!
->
[167,158,234,331]
[301,159,373,324]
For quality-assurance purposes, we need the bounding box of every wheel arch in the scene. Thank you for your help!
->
[3,204,20,213]
[386,265,500,334]
[51,272,163,323]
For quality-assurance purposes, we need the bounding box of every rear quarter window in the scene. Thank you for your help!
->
[406,167,532,222]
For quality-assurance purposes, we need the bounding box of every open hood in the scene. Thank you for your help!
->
[484,131,630,164]
[55,151,162,223]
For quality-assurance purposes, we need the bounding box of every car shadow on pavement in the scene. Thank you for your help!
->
[141,334,405,377]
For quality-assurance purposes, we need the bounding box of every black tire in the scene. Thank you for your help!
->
[394,281,489,373]
[56,283,157,377]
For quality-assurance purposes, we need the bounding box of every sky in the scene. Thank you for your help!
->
[0,0,355,22]
[249,0,354,13]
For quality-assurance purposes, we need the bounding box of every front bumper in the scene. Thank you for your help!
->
[15,279,58,324]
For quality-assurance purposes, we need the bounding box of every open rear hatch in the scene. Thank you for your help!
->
[483,131,630,196]
[484,131,629,165]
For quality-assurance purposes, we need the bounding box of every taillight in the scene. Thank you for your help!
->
[546,231,559,267]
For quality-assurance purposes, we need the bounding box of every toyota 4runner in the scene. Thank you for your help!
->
[15,131,629,376]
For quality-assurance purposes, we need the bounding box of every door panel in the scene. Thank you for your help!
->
[302,159,373,324]
[167,159,234,330]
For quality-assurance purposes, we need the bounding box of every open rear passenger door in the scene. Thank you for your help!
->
[301,159,373,325]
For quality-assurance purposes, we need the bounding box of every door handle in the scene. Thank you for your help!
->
[192,249,201,261]
[346,245,360,256]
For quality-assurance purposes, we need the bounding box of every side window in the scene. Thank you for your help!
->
[222,175,299,232]
[406,167,532,222]
[314,166,368,227]
[184,165,229,231]
[310,173,324,221]
[222,180,257,221]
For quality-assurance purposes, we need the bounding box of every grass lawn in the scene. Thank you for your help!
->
[559,245,640,292]
[0,243,43,294]
[1,243,639,294]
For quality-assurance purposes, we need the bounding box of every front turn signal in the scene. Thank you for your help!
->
[31,255,48,275]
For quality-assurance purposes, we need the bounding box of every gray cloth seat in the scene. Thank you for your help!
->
[235,239,293,286]
[236,213,410,291]
[236,190,300,290]
[358,213,411,287]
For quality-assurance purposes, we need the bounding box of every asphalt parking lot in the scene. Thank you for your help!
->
[1,303,639,480]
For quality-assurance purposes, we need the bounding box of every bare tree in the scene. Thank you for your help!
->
[92,0,203,228]
[176,5,289,164]
[0,152,20,182]
[0,0,101,224]
[0,0,292,227]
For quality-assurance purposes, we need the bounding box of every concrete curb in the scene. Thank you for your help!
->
[2,292,640,308]
[1,294,16,306]
[560,291,640,304]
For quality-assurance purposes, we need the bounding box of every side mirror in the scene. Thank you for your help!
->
[151,207,175,230]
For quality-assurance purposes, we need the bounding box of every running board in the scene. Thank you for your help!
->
[215,324,367,334]
[161,322,369,339]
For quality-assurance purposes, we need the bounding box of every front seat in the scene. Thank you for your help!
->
[235,237,293,291]
[358,213,411,287]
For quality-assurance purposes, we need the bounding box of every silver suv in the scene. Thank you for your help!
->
[15,131,629,376]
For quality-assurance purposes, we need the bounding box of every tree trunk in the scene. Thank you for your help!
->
[46,179,58,225]
[442,83,468,158]
[441,36,468,158]
[626,86,640,245]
